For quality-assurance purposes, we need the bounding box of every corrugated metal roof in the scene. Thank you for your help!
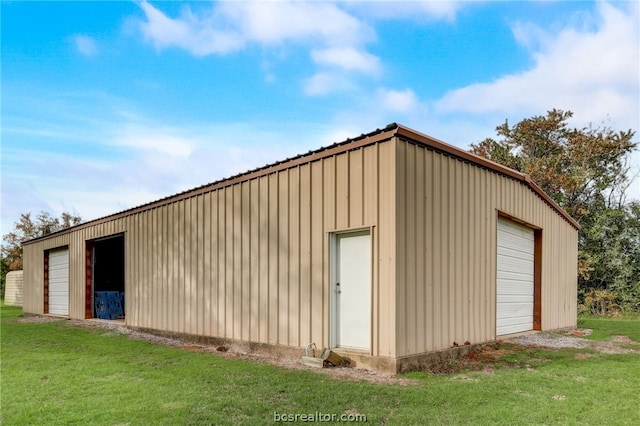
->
[23,123,579,245]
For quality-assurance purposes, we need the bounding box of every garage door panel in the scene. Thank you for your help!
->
[498,233,534,246]
[498,277,532,284]
[497,315,533,324]
[498,237,534,253]
[497,322,533,336]
[49,268,68,281]
[498,270,533,283]
[496,300,534,313]
[497,284,533,302]
[48,248,69,316]
[496,256,533,274]
[498,221,535,240]
[498,245,533,259]
[497,320,533,333]
[497,218,534,336]
[497,232,534,246]
[49,294,67,306]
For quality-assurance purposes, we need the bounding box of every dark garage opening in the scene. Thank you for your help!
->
[87,234,125,319]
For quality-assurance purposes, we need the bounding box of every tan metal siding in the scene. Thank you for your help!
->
[430,153,443,348]
[377,142,396,357]
[299,165,312,346]
[249,180,260,342]
[288,169,300,347]
[266,174,277,343]
[309,160,324,347]
[22,240,42,314]
[277,172,288,344]
[170,203,180,332]
[21,141,397,357]
[395,138,578,357]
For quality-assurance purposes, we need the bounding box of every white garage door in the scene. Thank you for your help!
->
[48,248,69,316]
[497,218,534,336]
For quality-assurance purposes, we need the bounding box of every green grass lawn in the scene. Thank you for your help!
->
[579,316,640,342]
[2,305,639,425]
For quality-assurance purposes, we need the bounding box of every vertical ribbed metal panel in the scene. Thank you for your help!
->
[287,170,300,347]
[248,180,260,341]
[377,141,396,357]
[22,140,397,357]
[309,160,324,347]
[395,139,578,357]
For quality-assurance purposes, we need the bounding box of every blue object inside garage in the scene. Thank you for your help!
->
[95,291,124,320]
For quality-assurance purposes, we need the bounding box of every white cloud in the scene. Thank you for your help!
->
[222,1,373,47]
[311,47,381,75]
[344,1,464,22]
[376,88,419,114]
[137,1,382,95]
[74,35,98,56]
[135,1,472,97]
[138,1,374,55]
[436,2,639,132]
[320,85,428,138]
[138,1,244,55]
[112,126,195,159]
[303,72,352,96]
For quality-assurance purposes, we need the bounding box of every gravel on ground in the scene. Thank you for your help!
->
[14,315,640,381]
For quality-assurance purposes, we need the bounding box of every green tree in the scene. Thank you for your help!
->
[470,109,639,313]
[0,257,9,300]
[1,210,81,276]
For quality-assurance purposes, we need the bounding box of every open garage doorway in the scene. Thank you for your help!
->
[85,234,125,320]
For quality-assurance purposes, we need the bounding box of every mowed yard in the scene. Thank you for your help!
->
[1,304,639,426]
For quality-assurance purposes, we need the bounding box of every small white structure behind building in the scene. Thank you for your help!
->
[5,270,23,307]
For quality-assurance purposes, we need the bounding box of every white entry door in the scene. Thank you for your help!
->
[49,247,70,316]
[496,218,534,335]
[333,231,371,350]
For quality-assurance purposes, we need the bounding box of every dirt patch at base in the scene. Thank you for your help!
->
[62,319,411,384]
[611,335,635,344]
[418,343,556,375]
[15,316,640,381]
[16,315,66,324]
[511,330,640,355]
[194,347,414,385]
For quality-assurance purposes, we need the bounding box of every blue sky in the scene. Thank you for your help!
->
[2,1,639,237]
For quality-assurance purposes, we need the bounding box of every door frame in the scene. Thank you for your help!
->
[85,233,125,319]
[329,227,373,352]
